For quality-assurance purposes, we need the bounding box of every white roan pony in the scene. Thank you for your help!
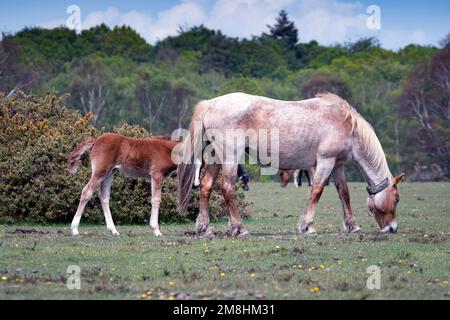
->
[177,92,405,238]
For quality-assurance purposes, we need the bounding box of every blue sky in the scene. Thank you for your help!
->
[1,0,449,50]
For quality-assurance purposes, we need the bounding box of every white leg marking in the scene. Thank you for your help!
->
[193,158,202,187]
[150,177,163,237]
[100,175,120,236]
[293,169,300,188]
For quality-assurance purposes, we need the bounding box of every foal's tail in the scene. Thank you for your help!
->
[177,101,208,214]
[68,137,95,175]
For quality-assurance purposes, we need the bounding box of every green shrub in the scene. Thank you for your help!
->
[0,92,250,224]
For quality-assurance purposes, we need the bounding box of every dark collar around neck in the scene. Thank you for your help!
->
[366,178,389,196]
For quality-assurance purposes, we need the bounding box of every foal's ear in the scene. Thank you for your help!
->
[393,172,405,185]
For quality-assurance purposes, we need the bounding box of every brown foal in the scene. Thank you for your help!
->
[68,133,179,236]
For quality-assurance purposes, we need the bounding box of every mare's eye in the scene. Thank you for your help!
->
[394,193,399,204]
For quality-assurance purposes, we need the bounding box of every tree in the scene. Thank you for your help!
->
[298,72,352,101]
[0,34,36,96]
[134,66,196,134]
[69,56,114,125]
[199,31,238,76]
[267,10,298,49]
[135,69,171,133]
[343,37,380,54]
[398,42,450,178]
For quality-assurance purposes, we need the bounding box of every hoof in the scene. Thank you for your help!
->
[196,221,210,235]
[236,229,250,239]
[198,229,214,239]
[71,229,79,236]
[154,230,163,237]
[302,226,317,235]
[343,221,361,233]
[298,221,316,234]
[229,225,250,239]
[109,229,120,236]
[192,183,200,190]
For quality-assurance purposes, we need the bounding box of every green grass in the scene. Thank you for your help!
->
[0,182,449,300]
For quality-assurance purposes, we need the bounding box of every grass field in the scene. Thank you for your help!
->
[0,182,449,300]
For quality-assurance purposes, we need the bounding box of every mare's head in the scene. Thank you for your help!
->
[367,173,405,233]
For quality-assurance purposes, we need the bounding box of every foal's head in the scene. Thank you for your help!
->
[367,173,405,233]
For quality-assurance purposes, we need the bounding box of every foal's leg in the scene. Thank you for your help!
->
[298,158,335,234]
[150,174,164,237]
[71,175,102,236]
[196,164,220,237]
[99,172,120,235]
[221,164,249,238]
[331,165,360,233]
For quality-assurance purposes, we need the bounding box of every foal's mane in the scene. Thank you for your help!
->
[316,93,392,179]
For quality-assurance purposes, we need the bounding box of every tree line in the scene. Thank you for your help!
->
[0,10,449,180]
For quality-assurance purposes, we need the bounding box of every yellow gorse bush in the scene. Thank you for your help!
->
[0,92,250,224]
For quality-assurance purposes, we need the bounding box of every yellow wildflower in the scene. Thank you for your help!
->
[310,287,320,293]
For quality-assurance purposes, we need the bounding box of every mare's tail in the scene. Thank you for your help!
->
[177,101,208,214]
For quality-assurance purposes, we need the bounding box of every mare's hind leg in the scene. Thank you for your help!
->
[71,175,102,236]
[221,164,249,238]
[298,158,335,234]
[331,165,360,233]
[150,174,164,237]
[192,158,202,189]
[99,172,119,235]
[293,169,300,188]
[196,164,220,238]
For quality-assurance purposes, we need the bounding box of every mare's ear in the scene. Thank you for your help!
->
[392,172,405,185]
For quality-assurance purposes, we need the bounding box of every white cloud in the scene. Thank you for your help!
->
[206,0,294,38]
[40,19,66,29]
[380,28,428,50]
[291,0,371,44]
[119,11,153,41]
[146,0,207,42]
[74,1,206,43]
[36,0,432,49]
[410,29,426,44]
[82,7,120,29]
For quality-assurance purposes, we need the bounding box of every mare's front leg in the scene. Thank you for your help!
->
[298,158,335,234]
[331,165,360,233]
[196,164,220,237]
[221,164,249,238]
[150,174,164,237]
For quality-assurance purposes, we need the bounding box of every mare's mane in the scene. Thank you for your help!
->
[316,92,392,179]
